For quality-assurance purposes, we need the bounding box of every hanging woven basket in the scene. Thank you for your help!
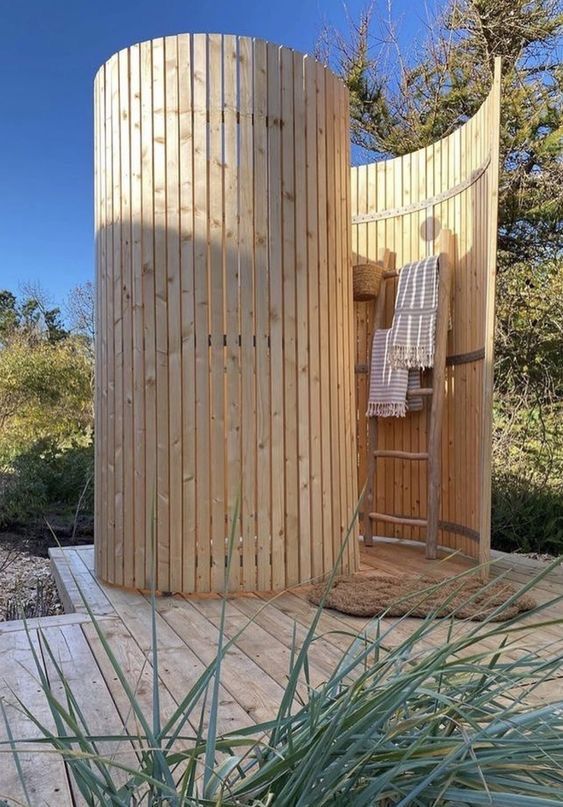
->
[353,262,384,302]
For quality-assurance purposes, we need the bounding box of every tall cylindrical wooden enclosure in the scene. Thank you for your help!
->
[353,64,501,565]
[94,34,358,593]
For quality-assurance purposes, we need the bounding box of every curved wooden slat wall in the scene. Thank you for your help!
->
[352,63,501,564]
[94,34,358,593]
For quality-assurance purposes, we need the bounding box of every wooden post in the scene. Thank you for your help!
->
[426,229,454,558]
[364,249,393,546]
[479,56,502,572]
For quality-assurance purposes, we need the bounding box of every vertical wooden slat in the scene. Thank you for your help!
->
[119,47,134,588]
[341,81,358,571]
[152,37,169,591]
[332,73,345,562]
[94,67,103,578]
[325,72,343,568]
[480,57,502,570]
[267,43,286,590]
[130,44,145,588]
[253,39,271,589]
[208,34,226,592]
[140,40,157,587]
[305,56,322,580]
[280,47,299,586]
[223,35,241,590]
[165,36,183,592]
[192,34,211,592]
[294,52,311,582]
[110,53,122,585]
[316,62,333,573]
[178,33,196,593]
[239,36,257,590]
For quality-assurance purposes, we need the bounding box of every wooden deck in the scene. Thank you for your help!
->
[1,541,562,805]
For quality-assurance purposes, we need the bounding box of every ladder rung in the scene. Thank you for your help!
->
[407,387,433,397]
[374,450,429,460]
[369,512,428,528]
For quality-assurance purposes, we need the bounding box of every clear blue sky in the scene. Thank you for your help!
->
[0,0,427,307]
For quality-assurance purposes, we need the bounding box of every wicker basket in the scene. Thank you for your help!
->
[353,262,384,302]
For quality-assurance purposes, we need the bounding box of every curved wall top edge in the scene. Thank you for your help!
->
[93,33,341,87]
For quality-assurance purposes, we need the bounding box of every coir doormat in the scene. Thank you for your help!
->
[307,574,535,622]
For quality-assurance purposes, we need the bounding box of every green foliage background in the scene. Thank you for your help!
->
[0,289,94,530]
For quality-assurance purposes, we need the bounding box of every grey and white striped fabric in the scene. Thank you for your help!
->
[367,329,424,418]
[407,369,423,412]
[388,255,439,369]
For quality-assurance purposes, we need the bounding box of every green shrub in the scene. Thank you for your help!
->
[492,471,563,555]
[0,439,93,529]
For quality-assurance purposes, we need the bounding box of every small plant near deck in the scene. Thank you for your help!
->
[3,506,563,805]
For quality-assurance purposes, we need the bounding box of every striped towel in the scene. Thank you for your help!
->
[367,329,423,417]
[388,255,439,369]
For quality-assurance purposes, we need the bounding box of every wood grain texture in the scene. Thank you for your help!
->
[352,78,501,563]
[95,36,357,593]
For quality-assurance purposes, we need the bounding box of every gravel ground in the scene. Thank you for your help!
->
[0,546,63,622]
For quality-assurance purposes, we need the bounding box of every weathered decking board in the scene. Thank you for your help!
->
[0,542,561,805]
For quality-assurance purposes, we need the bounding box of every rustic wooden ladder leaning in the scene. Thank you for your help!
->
[363,228,454,560]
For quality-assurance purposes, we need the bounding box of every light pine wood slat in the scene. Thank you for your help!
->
[305,57,323,580]
[239,36,257,591]
[223,35,242,591]
[165,35,183,593]
[192,34,211,592]
[208,34,226,592]
[178,33,197,594]
[294,52,312,583]
[254,39,271,591]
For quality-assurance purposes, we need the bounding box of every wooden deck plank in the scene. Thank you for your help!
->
[39,622,134,793]
[153,596,285,724]
[3,540,559,806]
[219,594,345,680]
[0,628,73,806]
[81,616,192,732]
[49,547,114,617]
[188,595,333,690]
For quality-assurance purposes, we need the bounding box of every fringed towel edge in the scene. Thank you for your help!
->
[388,344,435,370]
[367,402,407,418]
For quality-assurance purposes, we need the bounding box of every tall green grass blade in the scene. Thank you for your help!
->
[0,700,31,807]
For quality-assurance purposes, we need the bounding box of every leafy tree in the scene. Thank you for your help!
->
[0,289,93,529]
[0,336,92,459]
[0,286,67,345]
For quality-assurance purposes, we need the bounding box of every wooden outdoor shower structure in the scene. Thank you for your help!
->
[94,33,501,594]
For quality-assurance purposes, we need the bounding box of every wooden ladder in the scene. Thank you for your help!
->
[363,229,454,560]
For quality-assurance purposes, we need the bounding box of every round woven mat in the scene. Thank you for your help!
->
[307,574,536,622]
